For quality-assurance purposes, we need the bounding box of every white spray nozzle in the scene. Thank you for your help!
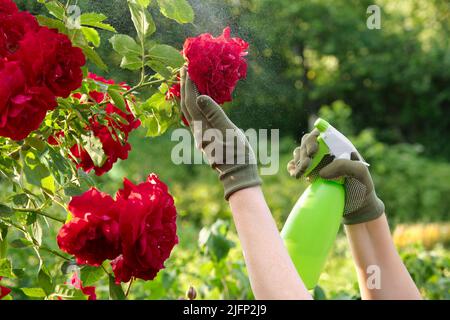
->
[315,119,369,166]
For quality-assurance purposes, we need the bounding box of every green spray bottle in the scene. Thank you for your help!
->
[281,118,367,289]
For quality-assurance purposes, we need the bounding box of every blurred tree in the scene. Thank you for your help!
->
[229,0,450,158]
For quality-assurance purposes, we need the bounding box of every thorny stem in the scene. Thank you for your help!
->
[97,78,176,107]
[125,277,135,297]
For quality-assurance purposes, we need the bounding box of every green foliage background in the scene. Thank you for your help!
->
[4,0,449,300]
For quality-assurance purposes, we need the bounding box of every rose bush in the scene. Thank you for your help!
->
[0,0,247,300]
[0,0,190,300]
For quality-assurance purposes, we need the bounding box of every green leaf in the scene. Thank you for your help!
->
[128,0,156,40]
[41,175,56,194]
[81,134,106,168]
[63,184,84,197]
[53,284,88,300]
[313,285,327,300]
[12,268,25,278]
[21,287,47,298]
[77,169,96,187]
[32,221,43,246]
[0,224,7,259]
[25,137,46,151]
[36,15,67,33]
[22,151,54,193]
[120,55,142,71]
[146,60,171,79]
[140,92,179,137]
[157,0,194,24]
[80,13,116,32]
[136,0,151,6]
[0,258,14,278]
[10,238,33,249]
[80,46,108,70]
[108,88,128,113]
[11,194,28,207]
[38,265,54,296]
[143,92,172,112]
[81,266,104,286]
[0,224,7,242]
[198,220,235,261]
[148,44,184,68]
[109,34,141,56]
[15,212,37,226]
[44,1,65,20]
[109,276,126,300]
[47,147,72,186]
[143,116,160,137]
[81,27,100,47]
[0,204,13,217]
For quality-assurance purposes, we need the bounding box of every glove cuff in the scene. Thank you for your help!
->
[343,191,385,225]
[220,164,262,200]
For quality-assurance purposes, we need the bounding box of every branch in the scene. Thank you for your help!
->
[0,217,70,260]
[12,207,66,224]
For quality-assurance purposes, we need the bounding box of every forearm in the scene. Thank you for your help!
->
[345,214,421,300]
[228,186,312,300]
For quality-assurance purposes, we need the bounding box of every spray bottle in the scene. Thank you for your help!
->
[281,118,366,289]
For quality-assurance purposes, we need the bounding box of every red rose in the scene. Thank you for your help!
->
[166,82,181,100]
[110,255,132,284]
[182,27,248,104]
[70,73,140,176]
[13,27,85,98]
[85,72,116,103]
[57,188,121,266]
[166,74,181,102]
[70,122,133,176]
[111,174,178,283]
[69,272,96,300]
[0,11,39,57]
[165,76,186,125]
[47,131,64,146]
[104,103,141,135]
[79,73,140,134]
[0,61,57,140]
[0,277,11,300]
[0,0,18,15]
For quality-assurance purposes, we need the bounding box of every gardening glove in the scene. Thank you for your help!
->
[287,129,385,225]
[180,67,262,200]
